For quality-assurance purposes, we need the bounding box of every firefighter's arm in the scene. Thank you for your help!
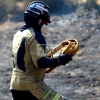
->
[29,37,73,68]
[29,39,72,68]
[37,54,73,68]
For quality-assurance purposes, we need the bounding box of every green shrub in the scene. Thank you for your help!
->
[84,0,100,15]
[23,0,66,13]
[0,0,7,21]
[84,0,100,12]
[5,0,17,14]
[0,0,18,21]
[15,0,23,1]
[40,0,66,12]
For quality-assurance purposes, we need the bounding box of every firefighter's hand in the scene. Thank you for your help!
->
[57,54,73,66]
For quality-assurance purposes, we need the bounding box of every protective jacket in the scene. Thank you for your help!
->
[10,25,64,100]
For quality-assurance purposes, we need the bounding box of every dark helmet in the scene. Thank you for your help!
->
[24,1,50,23]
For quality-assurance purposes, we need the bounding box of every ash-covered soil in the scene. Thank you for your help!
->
[0,11,100,100]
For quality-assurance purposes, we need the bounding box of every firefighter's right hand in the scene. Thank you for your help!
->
[57,54,73,66]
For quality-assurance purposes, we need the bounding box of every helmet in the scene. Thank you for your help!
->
[24,1,50,23]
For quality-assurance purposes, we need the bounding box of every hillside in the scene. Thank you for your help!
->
[0,9,100,100]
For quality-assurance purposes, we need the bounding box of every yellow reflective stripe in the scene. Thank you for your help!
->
[56,94,61,100]
[53,92,61,100]
[43,90,52,99]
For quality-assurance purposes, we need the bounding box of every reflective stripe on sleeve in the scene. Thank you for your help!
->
[43,90,52,99]
[53,92,61,100]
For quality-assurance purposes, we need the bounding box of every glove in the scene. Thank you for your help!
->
[57,54,73,65]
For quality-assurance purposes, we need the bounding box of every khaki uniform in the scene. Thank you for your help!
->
[10,28,64,100]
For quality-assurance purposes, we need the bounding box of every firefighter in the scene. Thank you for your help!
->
[10,1,73,100]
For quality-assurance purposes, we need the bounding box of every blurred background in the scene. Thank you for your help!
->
[0,0,100,22]
[0,0,100,100]
[0,0,77,22]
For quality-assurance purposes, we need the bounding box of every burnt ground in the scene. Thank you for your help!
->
[0,10,100,100]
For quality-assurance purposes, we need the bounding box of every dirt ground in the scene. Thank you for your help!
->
[0,10,100,100]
